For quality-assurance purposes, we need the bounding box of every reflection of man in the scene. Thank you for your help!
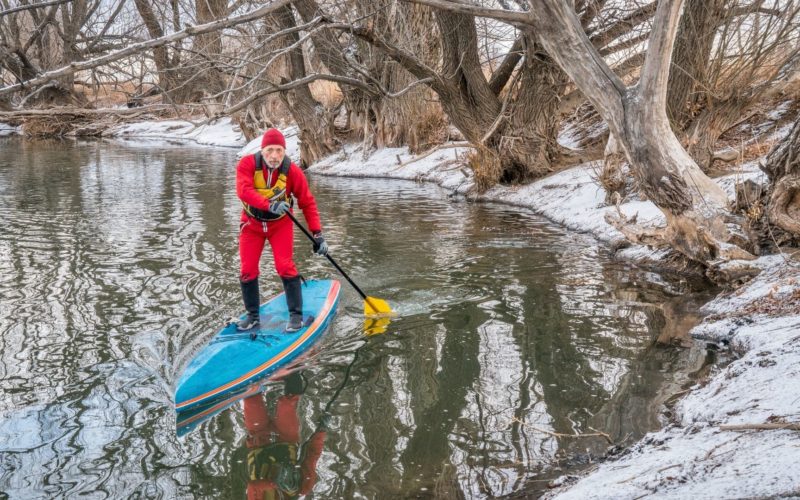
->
[243,372,328,499]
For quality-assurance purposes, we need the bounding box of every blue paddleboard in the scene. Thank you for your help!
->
[175,279,341,412]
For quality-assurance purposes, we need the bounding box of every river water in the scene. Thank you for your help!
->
[0,137,711,498]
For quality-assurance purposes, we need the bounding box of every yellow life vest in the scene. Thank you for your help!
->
[247,442,300,494]
[242,153,292,221]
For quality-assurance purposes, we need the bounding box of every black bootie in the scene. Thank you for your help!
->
[282,276,304,332]
[236,278,260,331]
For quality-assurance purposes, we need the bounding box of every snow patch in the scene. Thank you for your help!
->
[547,256,800,499]
[0,122,21,136]
[106,117,246,148]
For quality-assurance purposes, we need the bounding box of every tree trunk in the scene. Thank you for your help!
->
[431,18,564,186]
[190,0,228,100]
[761,117,800,238]
[58,0,88,92]
[292,0,382,152]
[372,4,446,153]
[493,34,566,182]
[515,0,754,266]
[269,5,338,166]
[133,0,177,98]
[667,0,729,129]
[337,6,567,187]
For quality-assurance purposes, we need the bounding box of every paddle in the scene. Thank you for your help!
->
[285,211,393,318]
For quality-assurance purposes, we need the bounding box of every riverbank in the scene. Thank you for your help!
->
[3,119,798,498]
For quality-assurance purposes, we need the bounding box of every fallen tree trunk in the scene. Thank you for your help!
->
[0,104,175,118]
[0,104,177,136]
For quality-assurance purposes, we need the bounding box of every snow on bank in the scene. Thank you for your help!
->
[0,123,20,136]
[307,142,666,245]
[543,256,800,499]
[105,117,247,148]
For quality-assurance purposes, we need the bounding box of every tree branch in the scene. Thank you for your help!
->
[336,22,442,85]
[588,2,657,50]
[0,0,73,18]
[215,73,374,118]
[402,0,532,26]
[638,0,684,106]
[0,0,294,98]
[599,31,649,57]
[488,35,523,94]
[727,5,784,19]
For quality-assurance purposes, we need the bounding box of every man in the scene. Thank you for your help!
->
[236,128,328,332]
[241,372,328,500]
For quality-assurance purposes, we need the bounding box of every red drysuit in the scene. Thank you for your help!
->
[243,394,326,499]
[236,154,322,281]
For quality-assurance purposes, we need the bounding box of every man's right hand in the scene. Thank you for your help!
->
[269,200,290,215]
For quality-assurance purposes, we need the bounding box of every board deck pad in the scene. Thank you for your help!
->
[175,279,340,412]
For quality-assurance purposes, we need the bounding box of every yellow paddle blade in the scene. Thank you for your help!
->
[364,296,393,317]
[363,317,392,337]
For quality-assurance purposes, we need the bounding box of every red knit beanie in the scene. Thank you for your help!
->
[261,128,286,149]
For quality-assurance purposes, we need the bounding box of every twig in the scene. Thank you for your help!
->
[391,142,474,170]
[720,423,800,431]
[511,417,614,444]
[0,0,72,17]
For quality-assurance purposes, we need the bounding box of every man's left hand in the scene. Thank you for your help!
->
[312,232,328,255]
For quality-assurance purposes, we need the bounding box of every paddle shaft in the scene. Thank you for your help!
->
[285,211,372,302]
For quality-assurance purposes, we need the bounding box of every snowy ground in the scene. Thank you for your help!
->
[0,123,20,137]
[5,119,799,498]
[544,259,800,499]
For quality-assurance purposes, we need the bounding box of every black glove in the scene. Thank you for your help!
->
[312,231,328,256]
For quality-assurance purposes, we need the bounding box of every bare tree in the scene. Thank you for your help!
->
[267,3,338,165]
[409,0,757,272]
[672,0,800,170]
[0,0,94,105]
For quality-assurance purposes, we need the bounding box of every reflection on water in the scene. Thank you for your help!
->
[0,137,711,498]
[238,372,326,498]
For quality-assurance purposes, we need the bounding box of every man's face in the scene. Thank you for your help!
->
[262,145,285,168]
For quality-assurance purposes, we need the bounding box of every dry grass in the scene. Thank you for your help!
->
[410,109,448,153]
[590,158,627,201]
[22,116,81,136]
[74,80,147,108]
[706,286,800,320]
[467,147,503,192]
